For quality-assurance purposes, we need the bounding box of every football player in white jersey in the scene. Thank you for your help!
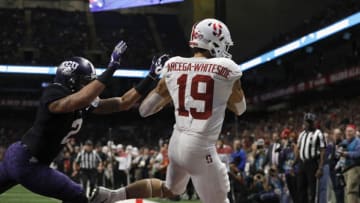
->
[90,18,246,203]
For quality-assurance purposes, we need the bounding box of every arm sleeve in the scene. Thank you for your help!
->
[139,92,164,117]
[229,153,235,164]
[347,140,360,159]
[41,85,70,110]
[263,146,271,167]
[317,130,326,148]
[239,150,247,170]
[95,152,102,163]
[297,132,303,145]
[233,97,246,116]
[222,58,242,81]
[126,154,132,169]
[74,152,81,163]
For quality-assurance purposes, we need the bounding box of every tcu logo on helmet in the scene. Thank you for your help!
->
[59,61,79,75]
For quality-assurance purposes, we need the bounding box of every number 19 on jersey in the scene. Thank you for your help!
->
[177,74,214,120]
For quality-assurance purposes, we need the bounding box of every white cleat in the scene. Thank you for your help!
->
[89,187,111,203]
[89,186,126,203]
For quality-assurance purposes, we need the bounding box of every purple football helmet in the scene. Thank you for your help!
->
[54,57,97,92]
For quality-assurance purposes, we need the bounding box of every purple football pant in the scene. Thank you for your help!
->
[0,142,87,203]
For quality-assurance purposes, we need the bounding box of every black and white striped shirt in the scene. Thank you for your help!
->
[75,150,102,169]
[297,129,326,161]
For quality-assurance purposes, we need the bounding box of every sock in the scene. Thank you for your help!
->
[110,187,127,201]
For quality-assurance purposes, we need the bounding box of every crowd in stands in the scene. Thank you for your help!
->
[93,12,157,67]
[2,0,358,68]
[30,9,89,65]
[0,8,188,67]
[242,0,360,97]
[0,9,25,64]
[1,95,359,202]
[250,0,360,60]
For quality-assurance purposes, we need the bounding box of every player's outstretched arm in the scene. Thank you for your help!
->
[139,78,172,117]
[227,79,246,116]
[49,80,106,113]
[92,88,142,114]
[93,54,170,114]
[49,41,127,113]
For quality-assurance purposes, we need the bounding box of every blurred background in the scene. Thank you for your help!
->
[0,0,359,202]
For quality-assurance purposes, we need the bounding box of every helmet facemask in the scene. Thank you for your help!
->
[71,73,97,91]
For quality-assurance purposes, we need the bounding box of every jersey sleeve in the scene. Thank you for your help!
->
[297,131,303,145]
[316,130,327,149]
[221,58,242,81]
[40,84,70,109]
[74,152,81,163]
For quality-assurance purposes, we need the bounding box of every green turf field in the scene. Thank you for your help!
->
[0,185,200,203]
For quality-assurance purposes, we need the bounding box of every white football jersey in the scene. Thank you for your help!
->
[163,56,242,141]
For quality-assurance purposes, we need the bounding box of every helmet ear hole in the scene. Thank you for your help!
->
[225,45,230,51]
[69,77,75,85]
[68,77,77,91]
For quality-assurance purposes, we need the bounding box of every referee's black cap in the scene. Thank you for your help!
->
[304,113,316,122]
[85,140,93,145]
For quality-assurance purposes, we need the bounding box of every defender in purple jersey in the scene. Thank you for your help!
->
[0,41,164,203]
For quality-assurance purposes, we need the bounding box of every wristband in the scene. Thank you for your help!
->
[97,67,116,85]
[135,75,157,95]
[148,71,157,79]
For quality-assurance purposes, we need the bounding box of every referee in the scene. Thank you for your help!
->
[74,140,102,195]
[295,113,326,203]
